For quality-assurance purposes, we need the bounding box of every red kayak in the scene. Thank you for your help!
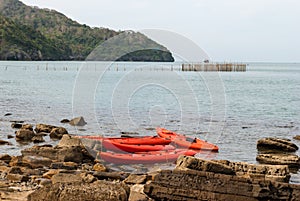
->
[100,149,197,164]
[76,135,171,145]
[156,128,219,152]
[102,140,175,153]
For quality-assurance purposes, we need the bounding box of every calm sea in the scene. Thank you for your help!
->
[0,61,299,181]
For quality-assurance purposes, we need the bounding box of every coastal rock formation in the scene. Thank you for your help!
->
[27,180,128,201]
[49,127,68,139]
[144,156,300,201]
[294,135,300,141]
[69,116,87,126]
[15,128,35,141]
[35,124,58,133]
[257,137,299,152]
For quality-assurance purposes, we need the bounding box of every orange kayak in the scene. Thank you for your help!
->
[102,140,175,153]
[76,135,171,145]
[156,128,219,152]
[100,149,197,164]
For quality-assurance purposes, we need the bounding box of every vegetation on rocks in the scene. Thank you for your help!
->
[0,0,174,61]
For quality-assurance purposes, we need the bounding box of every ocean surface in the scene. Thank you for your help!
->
[0,61,299,181]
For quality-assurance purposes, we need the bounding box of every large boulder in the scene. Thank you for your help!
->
[27,180,128,201]
[257,138,299,152]
[69,116,87,126]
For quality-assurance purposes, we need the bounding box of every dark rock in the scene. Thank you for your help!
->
[10,120,25,124]
[93,171,130,181]
[27,180,128,201]
[124,174,148,184]
[144,169,300,201]
[7,135,14,139]
[11,123,22,129]
[294,135,300,141]
[32,135,45,143]
[50,127,68,139]
[0,140,11,145]
[121,131,139,136]
[35,124,57,133]
[51,162,78,170]
[4,113,12,116]
[8,167,22,174]
[257,137,299,152]
[60,119,70,123]
[15,129,35,141]
[256,154,300,169]
[69,116,87,126]
[0,154,12,163]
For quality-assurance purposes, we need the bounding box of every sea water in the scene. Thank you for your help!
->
[0,61,299,181]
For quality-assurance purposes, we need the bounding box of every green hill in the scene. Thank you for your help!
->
[0,0,174,61]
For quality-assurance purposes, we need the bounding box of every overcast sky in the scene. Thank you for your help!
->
[21,0,300,62]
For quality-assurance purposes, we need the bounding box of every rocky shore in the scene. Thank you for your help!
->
[1,121,300,201]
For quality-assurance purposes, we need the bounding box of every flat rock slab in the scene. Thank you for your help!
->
[257,138,299,152]
[27,180,128,201]
[256,154,300,169]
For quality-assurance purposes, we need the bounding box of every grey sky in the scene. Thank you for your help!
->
[21,0,300,62]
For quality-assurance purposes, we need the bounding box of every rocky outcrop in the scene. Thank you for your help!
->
[35,124,57,133]
[143,156,299,201]
[49,127,68,139]
[257,138,299,152]
[256,154,300,169]
[294,135,300,141]
[144,169,300,201]
[176,156,291,183]
[27,180,128,201]
[15,127,35,141]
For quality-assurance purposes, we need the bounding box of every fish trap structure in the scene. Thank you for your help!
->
[182,63,247,72]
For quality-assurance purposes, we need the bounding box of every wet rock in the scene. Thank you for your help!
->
[93,163,107,172]
[27,180,128,201]
[7,135,14,139]
[256,154,300,169]
[49,127,68,139]
[294,135,300,141]
[4,113,12,116]
[22,156,52,169]
[51,162,78,170]
[35,124,57,133]
[257,137,299,152]
[129,184,153,201]
[69,116,87,126]
[21,124,33,131]
[32,135,45,143]
[60,119,70,123]
[11,123,22,129]
[15,129,35,141]
[0,140,11,145]
[124,174,148,184]
[0,154,12,164]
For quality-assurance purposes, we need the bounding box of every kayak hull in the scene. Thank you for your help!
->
[102,140,175,153]
[156,128,219,152]
[100,149,197,164]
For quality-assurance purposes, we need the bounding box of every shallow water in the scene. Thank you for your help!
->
[0,61,299,181]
